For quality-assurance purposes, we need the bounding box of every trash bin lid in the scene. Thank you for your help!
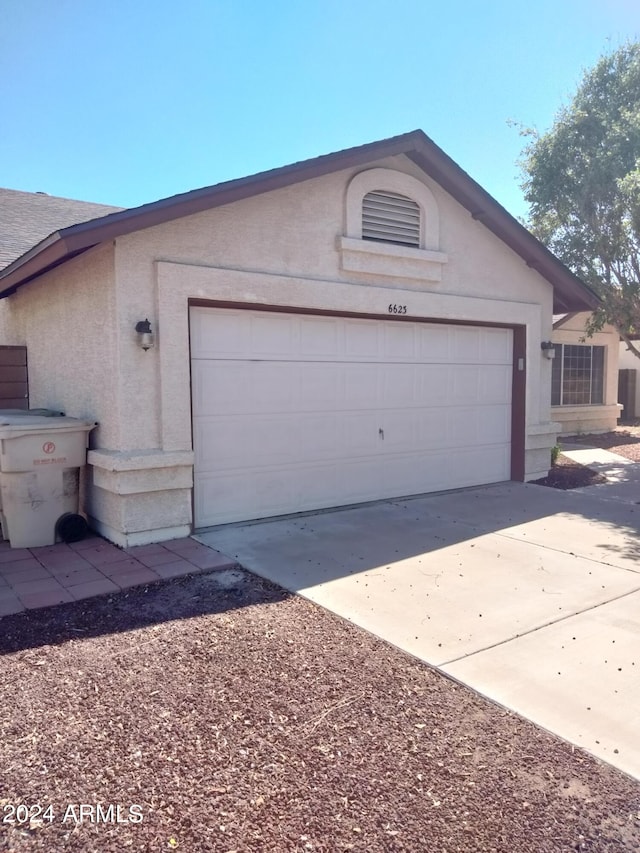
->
[0,408,65,417]
[0,414,97,436]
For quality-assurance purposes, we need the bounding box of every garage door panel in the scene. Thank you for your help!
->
[451,366,482,403]
[378,410,417,451]
[480,327,513,363]
[195,416,310,471]
[299,316,342,356]
[379,451,452,495]
[445,408,478,446]
[480,365,513,404]
[193,361,298,415]
[344,364,380,408]
[292,459,380,507]
[444,406,511,447]
[450,444,511,485]
[416,365,451,405]
[417,325,453,362]
[196,459,385,527]
[197,411,389,473]
[250,313,296,357]
[453,327,482,361]
[381,364,417,407]
[190,309,250,359]
[383,323,416,359]
[477,407,512,443]
[191,307,513,527]
[196,468,297,527]
[299,364,345,409]
[344,320,381,359]
[417,409,446,446]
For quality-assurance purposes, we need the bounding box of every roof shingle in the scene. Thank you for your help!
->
[0,188,122,270]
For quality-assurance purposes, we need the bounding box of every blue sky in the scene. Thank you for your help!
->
[1,0,639,221]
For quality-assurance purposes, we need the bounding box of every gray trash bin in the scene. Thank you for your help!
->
[0,413,97,548]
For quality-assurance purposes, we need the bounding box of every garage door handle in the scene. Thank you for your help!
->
[379,428,384,440]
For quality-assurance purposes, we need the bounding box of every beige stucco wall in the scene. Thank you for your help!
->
[0,244,119,443]
[0,154,563,545]
[551,312,621,434]
[114,154,555,445]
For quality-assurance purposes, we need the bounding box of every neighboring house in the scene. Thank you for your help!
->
[618,340,640,420]
[0,187,122,269]
[0,130,599,547]
[551,312,621,434]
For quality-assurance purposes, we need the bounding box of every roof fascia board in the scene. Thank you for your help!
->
[0,132,424,297]
[63,132,423,244]
[405,143,600,312]
[0,129,601,312]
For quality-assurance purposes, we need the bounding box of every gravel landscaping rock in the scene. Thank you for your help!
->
[532,425,640,490]
[570,424,640,463]
[1,571,639,852]
[531,455,609,490]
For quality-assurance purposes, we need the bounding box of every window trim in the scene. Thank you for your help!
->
[345,168,440,249]
[551,343,605,406]
[340,168,447,282]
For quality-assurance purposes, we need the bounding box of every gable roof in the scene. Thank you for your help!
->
[0,130,600,312]
[0,188,122,271]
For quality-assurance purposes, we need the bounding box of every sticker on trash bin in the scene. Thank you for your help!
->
[42,441,56,454]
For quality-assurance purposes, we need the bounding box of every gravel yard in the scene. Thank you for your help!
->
[569,423,640,462]
[1,569,639,852]
[532,424,640,490]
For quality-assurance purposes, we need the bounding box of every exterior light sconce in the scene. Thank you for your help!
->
[135,318,155,351]
[540,341,555,359]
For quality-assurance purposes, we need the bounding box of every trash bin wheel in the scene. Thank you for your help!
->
[56,513,89,544]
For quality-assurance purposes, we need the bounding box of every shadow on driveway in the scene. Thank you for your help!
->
[0,568,290,655]
[199,482,640,589]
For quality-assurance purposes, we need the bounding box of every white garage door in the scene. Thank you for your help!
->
[191,307,513,528]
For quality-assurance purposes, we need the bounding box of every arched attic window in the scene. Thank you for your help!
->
[339,168,448,282]
[362,190,421,247]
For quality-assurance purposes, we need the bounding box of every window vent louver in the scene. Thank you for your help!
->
[362,190,421,247]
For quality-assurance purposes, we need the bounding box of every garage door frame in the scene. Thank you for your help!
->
[189,299,526,525]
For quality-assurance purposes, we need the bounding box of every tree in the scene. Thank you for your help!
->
[519,43,640,358]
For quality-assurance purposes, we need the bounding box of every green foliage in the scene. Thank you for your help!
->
[519,43,640,357]
[551,443,561,466]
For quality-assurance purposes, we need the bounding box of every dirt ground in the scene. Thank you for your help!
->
[570,423,640,462]
[532,423,640,490]
[1,567,639,852]
[2,425,640,851]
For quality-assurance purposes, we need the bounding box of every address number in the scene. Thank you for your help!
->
[388,304,407,315]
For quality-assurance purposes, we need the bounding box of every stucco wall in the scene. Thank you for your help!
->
[0,244,119,445]
[551,312,620,434]
[1,155,564,545]
[114,154,555,455]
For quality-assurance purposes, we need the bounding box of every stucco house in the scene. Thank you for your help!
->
[550,312,621,434]
[0,130,600,547]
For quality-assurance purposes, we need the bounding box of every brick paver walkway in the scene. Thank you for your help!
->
[0,535,237,616]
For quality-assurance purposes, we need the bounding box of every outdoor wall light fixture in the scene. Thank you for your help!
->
[540,341,555,359]
[135,318,155,351]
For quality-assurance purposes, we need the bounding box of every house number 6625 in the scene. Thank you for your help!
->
[388,304,407,314]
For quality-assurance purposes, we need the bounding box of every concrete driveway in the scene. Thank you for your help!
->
[197,480,640,780]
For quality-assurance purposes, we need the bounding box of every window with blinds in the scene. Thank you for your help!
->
[551,344,605,405]
[362,190,421,247]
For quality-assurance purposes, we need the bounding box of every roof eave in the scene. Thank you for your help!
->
[0,131,425,298]
[0,231,101,296]
[0,129,601,313]
[404,144,600,314]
